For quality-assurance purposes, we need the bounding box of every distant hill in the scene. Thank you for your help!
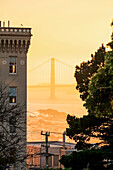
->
[38,109,67,120]
[27,109,72,142]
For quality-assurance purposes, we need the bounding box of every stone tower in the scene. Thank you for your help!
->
[0,21,32,169]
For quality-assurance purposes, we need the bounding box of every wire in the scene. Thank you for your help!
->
[56,58,74,69]
[28,59,50,72]
[27,130,63,135]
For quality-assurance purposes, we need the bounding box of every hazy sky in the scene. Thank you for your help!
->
[1,0,113,70]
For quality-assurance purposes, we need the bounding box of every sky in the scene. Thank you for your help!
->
[0,0,113,71]
[1,0,113,141]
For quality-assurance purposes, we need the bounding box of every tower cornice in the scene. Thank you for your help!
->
[0,27,32,53]
[0,27,32,37]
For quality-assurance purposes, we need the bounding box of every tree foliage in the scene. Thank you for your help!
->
[85,51,113,116]
[66,44,107,149]
[60,24,113,169]
[60,149,107,170]
[75,44,105,101]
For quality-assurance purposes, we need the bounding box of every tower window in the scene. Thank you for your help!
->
[9,87,17,104]
[9,117,16,134]
[9,57,16,74]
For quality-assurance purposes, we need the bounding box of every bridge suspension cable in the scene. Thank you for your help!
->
[55,58,74,69]
[28,59,50,72]
[28,58,75,87]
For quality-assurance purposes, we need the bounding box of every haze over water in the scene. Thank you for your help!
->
[27,86,87,142]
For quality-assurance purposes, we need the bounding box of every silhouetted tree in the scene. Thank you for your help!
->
[60,23,113,169]
[75,44,105,101]
[0,83,26,168]
[66,44,106,149]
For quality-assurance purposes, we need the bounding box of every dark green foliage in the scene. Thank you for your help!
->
[60,149,108,170]
[75,44,105,101]
[85,51,113,117]
[60,23,113,170]
[66,114,108,150]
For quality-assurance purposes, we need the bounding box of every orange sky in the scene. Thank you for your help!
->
[0,0,113,70]
[1,0,113,140]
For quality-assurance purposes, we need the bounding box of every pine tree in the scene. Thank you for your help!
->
[60,23,113,170]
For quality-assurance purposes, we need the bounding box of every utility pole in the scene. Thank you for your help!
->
[41,131,50,169]
[63,131,66,149]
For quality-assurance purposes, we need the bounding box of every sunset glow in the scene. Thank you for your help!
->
[1,0,113,142]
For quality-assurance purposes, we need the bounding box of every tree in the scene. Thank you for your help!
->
[85,51,113,116]
[60,149,106,170]
[75,44,105,101]
[0,83,26,168]
[60,23,113,169]
[66,44,106,150]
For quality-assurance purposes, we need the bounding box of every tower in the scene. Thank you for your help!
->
[50,58,55,99]
[0,21,32,169]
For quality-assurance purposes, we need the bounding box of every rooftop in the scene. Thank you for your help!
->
[0,21,32,36]
[27,141,76,148]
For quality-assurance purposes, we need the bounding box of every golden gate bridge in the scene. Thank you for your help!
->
[28,58,75,99]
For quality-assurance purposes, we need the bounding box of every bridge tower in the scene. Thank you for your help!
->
[50,58,55,99]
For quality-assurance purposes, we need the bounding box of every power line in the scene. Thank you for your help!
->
[27,130,63,135]
[27,131,41,134]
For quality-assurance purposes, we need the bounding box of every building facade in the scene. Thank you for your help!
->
[0,21,32,169]
[27,141,76,169]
